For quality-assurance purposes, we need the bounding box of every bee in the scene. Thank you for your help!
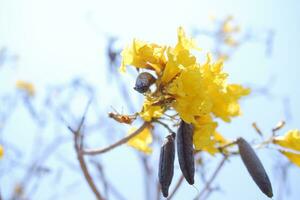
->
[108,112,137,125]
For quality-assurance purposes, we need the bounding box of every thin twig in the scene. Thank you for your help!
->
[167,175,184,200]
[69,99,104,200]
[74,135,104,200]
[194,156,228,200]
[90,160,109,199]
[153,120,174,134]
[82,122,150,155]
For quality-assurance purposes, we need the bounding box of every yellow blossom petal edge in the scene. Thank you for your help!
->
[127,126,153,154]
[139,99,164,122]
[280,150,300,167]
[120,39,166,73]
[273,129,300,151]
[16,80,35,97]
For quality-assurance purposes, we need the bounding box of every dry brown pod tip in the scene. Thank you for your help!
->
[177,120,195,185]
[237,137,273,198]
[158,133,176,198]
[134,72,156,93]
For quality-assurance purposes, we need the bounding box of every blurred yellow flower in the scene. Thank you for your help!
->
[273,129,300,151]
[222,16,240,34]
[224,36,239,47]
[127,126,153,154]
[0,145,4,158]
[280,151,300,167]
[16,80,35,97]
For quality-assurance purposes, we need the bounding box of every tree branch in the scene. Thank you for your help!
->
[82,122,150,155]
[167,175,184,200]
[194,156,227,200]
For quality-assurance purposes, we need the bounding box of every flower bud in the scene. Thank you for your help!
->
[134,72,156,93]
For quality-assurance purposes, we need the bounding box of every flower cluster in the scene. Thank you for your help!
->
[121,27,250,154]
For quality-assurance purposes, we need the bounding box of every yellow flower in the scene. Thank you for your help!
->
[127,126,153,154]
[280,151,300,167]
[0,145,4,158]
[167,55,250,123]
[160,28,198,85]
[139,98,164,122]
[206,132,230,155]
[273,129,300,151]
[273,129,300,167]
[16,80,35,97]
[120,39,166,73]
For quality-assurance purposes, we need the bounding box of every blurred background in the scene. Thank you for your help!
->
[0,0,300,199]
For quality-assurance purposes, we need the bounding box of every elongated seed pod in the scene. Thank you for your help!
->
[159,134,175,197]
[134,72,156,93]
[237,137,273,198]
[177,120,195,185]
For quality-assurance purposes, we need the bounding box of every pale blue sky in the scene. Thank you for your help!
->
[1,0,300,199]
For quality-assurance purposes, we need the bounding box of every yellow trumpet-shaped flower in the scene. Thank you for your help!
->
[273,129,300,167]
[273,129,300,151]
[167,55,250,123]
[127,126,153,154]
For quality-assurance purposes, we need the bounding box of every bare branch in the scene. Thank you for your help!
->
[194,156,227,200]
[82,122,150,155]
[167,175,184,200]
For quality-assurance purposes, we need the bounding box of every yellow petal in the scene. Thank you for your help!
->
[139,99,164,122]
[16,80,35,97]
[127,126,153,154]
[193,115,218,152]
[120,39,166,74]
[274,129,300,151]
[280,150,300,167]
[175,27,200,52]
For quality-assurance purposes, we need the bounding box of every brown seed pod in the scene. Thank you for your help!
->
[237,137,273,198]
[158,133,175,198]
[177,120,195,185]
[134,72,156,93]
